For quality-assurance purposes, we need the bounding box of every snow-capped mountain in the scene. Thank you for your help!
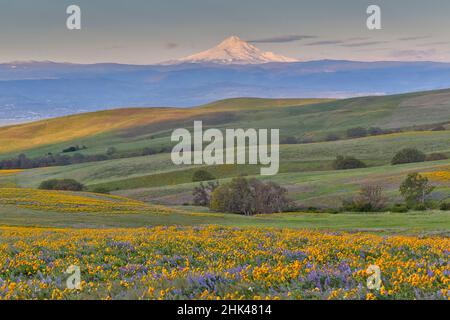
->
[172,36,298,65]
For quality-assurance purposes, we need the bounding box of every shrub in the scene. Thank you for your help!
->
[142,147,156,156]
[390,204,409,213]
[414,204,427,211]
[210,177,291,215]
[368,127,384,136]
[192,170,215,182]
[62,146,78,153]
[431,125,446,131]
[280,136,299,144]
[106,147,117,156]
[342,198,373,212]
[346,127,368,139]
[391,148,426,165]
[399,173,435,207]
[325,133,340,141]
[332,156,366,170]
[426,153,448,161]
[39,179,84,191]
[439,202,450,211]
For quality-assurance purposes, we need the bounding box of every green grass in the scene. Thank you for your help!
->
[106,159,450,209]
[10,130,450,190]
[0,205,448,235]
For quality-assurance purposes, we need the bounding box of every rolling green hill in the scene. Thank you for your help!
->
[0,88,449,220]
[1,89,450,160]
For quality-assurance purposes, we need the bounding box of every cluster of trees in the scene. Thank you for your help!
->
[342,173,444,212]
[0,153,109,169]
[392,148,448,165]
[332,148,448,171]
[332,156,366,170]
[39,179,85,191]
[391,148,426,165]
[62,145,87,153]
[0,145,173,170]
[345,127,399,139]
[192,169,216,182]
[280,127,401,145]
[193,177,291,215]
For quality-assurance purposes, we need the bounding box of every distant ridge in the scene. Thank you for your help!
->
[1,59,450,123]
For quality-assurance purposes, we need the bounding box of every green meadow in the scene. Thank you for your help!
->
[0,89,449,234]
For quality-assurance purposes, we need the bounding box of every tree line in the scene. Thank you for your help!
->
[0,145,172,170]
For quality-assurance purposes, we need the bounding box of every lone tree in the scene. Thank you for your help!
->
[399,173,435,207]
[193,181,219,206]
[358,184,387,211]
[342,184,387,212]
[391,148,426,165]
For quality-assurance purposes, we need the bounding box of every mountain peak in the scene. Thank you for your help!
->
[173,35,298,65]
[218,35,245,46]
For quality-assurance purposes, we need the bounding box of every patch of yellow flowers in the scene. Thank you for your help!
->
[422,171,450,182]
[0,225,448,300]
[0,170,23,176]
[0,188,172,214]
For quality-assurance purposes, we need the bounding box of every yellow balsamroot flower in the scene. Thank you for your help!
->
[0,225,448,300]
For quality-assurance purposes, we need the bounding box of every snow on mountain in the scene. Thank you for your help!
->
[172,36,298,65]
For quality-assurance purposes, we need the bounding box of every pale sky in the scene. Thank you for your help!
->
[1,0,450,64]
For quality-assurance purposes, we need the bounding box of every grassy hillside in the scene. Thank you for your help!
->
[0,89,449,233]
[0,98,331,156]
[10,130,450,189]
[108,160,450,208]
[1,89,450,160]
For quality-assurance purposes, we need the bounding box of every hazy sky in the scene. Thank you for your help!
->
[1,0,450,64]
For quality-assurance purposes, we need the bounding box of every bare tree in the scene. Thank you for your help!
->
[356,184,387,211]
[193,181,219,206]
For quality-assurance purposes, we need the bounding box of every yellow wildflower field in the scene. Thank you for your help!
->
[0,226,448,300]
[0,188,171,214]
